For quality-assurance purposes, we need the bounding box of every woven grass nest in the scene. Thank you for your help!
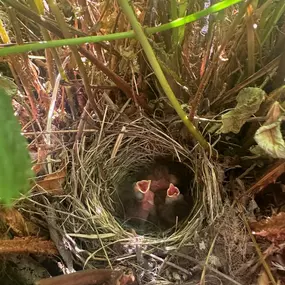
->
[34,116,226,283]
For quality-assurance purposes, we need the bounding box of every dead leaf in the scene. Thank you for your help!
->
[250,212,285,242]
[218,87,266,134]
[34,168,66,195]
[250,145,270,157]
[255,102,285,159]
[246,160,285,196]
[0,208,27,236]
[31,147,48,174]
[0,208,43,237]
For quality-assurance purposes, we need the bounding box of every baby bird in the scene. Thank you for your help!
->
[133,180,155,221]
[134,180,190,229]
[133,180,180,220]
[117,158,193,230]
[156,183,191,228]
[115,178,155,225]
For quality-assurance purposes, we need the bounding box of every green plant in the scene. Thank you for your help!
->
[0,83,33,205]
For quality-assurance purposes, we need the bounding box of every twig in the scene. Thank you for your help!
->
[45,56,69,173]
[145,253,191,276]
[200,234,218,284]
[0,237,58,255]
[171,252,243,285]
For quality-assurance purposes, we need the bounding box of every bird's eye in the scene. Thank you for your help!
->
[167,183,180,197]
[136,180,151,193]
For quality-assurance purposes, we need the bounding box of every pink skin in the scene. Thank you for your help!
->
[134,180,154,220]
[137,190,154,220]
[167,183,180,196]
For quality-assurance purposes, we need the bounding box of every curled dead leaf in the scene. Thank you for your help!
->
[250,212,285,242]
[31,147,48,175]
[255,102,285,159]
[246,160,285,196]
[33,168,66,195]
[0,207,41,237]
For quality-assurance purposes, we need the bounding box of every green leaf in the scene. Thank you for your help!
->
[0,87,33,205]
[0,76,18,97]
[218,87,266,134]
[254,102,285,159]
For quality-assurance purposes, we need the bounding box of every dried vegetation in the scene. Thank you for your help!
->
[0,0,285,284]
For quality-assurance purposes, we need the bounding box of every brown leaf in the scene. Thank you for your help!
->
[250,212,285,242]
[34,168,66,195]
[255,102,285,159]
[31,147,48,174]
[0,208,43,237]
[246,160,285,196]
[0,208,27,236]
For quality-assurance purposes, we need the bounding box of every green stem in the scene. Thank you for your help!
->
[0,0,242,56]
[117,0,209,151]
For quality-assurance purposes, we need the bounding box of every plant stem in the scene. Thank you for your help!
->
[0,0,242,57]
[117,0,209,151]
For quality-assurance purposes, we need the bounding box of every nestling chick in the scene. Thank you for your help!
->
[115,178,155,225]
[133,180,155,221]
[155,183,191,228]
[116,157,194,230]
[139,158,192,196]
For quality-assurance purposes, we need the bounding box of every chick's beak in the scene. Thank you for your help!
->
[134,180,151,201]
[136,180,151,193]
[165,183,180,204]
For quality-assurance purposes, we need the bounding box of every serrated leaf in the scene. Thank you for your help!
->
[0,87,34,205]
[254,102,285,159]
[218,87,266,134]
[0,76,18,97]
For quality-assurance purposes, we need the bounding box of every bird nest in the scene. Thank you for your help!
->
[63,117,221,260]
[26,115,225,281]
